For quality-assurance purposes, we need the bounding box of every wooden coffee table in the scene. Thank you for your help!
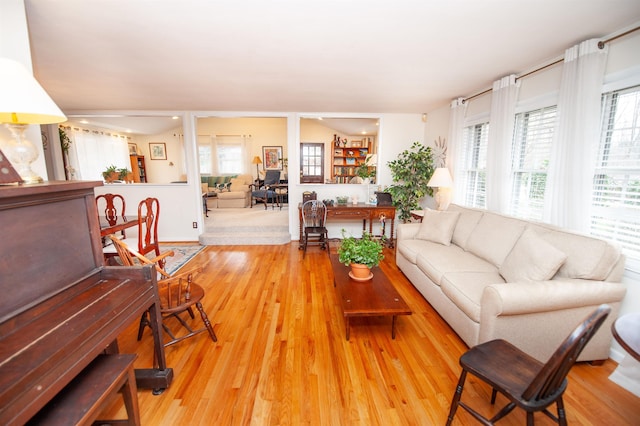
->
[330,255,412,340]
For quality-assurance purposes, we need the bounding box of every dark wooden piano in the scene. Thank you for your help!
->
[0,181,173,425]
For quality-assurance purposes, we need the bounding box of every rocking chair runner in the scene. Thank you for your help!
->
[107,235,217,347]
[446,304,611,426]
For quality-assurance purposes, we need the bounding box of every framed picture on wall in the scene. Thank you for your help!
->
[128,143,138,156]
[149,142,167,160]
[262,146,282,170]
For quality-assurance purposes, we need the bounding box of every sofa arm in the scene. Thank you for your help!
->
[397,223,421,241]
[479,279,627,362]
[481,279,627,317]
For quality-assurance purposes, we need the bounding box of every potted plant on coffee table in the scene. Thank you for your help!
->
[337,229,385,281]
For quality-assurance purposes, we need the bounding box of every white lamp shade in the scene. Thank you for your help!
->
[427,167,453,187]
[0,58,66,124]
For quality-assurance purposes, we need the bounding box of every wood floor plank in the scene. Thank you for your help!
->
[99,242,639,425]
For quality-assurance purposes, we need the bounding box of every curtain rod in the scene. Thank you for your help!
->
[598,25,640,49]
[462,25,640,104]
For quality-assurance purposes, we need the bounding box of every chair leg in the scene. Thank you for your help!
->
[302,233,308,258]
[557,397,567,426]
[195,301,217,342]
[446,370,467,426]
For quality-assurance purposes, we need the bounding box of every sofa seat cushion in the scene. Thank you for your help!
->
[499,228,567,282]
[416,247,496,286]
[396,239,431,265]
[466,212,527,268]
[218,190,247,200]
[440,271,506,322]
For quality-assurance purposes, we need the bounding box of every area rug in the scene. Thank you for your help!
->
[160,244,206,275]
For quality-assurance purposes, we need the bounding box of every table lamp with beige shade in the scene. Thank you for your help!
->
[0,58,67,184]
[427,167,453,210]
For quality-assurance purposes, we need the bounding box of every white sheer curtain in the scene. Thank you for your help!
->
[543,39,609,232]
[66,127,129,180]
[448,97,467,204]
[486,75,519,213]
[212,135,250,175]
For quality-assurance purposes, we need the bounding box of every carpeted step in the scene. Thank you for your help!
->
[199,231,290,245]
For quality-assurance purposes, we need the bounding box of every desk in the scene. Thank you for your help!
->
[99,216,140,237]
[298,203,395,247]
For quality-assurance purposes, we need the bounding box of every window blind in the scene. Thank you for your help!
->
[510,106,557,220]
[592,85,640,270]
[459,123,489,208]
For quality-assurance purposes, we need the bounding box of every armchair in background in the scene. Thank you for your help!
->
[251,170,281,209]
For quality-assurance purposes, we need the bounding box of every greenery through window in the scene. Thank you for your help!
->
[459,123,489,209]
[510,106,557,221]
[592,85,640,270]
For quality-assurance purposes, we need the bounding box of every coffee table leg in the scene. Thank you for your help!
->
[392,315,397,339]
[346,318,350,341]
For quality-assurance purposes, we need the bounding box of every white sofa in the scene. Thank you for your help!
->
[396,204,627,362]
[201,175,253,208]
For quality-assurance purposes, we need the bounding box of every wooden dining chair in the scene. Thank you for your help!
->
[300,200,328,258]
[96,193,127,264]
[446,304,611,426]
[108,235,217,347]
[136,197,162,267]
[95,193,127,237]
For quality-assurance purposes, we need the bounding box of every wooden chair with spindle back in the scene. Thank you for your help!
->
[446,304,611,426]
[108,235,217,347]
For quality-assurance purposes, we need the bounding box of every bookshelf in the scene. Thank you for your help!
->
[331,137,374,183]
[130,155,147,183]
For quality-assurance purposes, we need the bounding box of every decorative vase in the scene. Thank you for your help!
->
[350,263,373,281]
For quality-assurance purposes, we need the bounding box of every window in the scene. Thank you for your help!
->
[592,85,640,270]
[510,106,557,221]
[458,123,489,208]
[198,140,212,175]
[300,143,324,184]
[67,127,129,181]
[198,135,246,176]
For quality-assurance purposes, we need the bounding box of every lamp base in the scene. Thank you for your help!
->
[4,123,43,184]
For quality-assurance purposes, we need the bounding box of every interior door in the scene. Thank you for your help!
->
[300,143,324,184]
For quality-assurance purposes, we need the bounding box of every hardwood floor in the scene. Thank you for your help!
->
[103,243,639,425]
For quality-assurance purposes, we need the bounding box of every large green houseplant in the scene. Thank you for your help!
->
[386,142,435,222]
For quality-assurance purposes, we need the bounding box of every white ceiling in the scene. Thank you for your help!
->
[24,0,640,117]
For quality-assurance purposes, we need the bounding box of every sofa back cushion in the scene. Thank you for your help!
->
[499,228,568,282]
[528,223,622,281]
[447,204,484,249]
[466,212,526,268]
[415,210,460,245]
[229,178,248,192]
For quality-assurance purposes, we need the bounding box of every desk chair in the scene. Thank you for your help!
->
[300,200,328,258]
[446,304,611,426]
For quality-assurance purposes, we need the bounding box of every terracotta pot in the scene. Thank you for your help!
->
[350,263,372,279]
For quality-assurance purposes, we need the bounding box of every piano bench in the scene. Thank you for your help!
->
[27,354,140,426]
